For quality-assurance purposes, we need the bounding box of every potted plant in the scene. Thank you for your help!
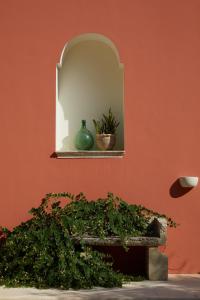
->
[93,108,120,150]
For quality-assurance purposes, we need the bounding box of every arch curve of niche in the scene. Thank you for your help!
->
[56,33,124,156]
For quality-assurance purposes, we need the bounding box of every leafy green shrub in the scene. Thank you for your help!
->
[0,192,176,289]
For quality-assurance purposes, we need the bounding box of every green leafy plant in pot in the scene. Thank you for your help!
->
[93,108,120,150]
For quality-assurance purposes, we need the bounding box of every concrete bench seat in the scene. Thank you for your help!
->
[72,217,168,281]
[72,236,162,247]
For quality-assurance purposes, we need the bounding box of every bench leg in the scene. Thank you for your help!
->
[147,247,168,281]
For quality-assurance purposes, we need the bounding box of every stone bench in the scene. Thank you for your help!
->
[72,218,168,281]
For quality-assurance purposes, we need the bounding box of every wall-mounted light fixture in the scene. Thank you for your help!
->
[179,176,198,188]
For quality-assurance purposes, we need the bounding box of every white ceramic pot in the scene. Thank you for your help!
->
[96,134,116,150]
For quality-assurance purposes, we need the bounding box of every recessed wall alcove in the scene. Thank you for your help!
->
[55,33,124,158]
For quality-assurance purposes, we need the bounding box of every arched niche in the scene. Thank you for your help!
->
[56,33,124,158]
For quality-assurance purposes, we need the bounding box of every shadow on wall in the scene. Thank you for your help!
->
[169,179,193,198]
[168,258,188,274]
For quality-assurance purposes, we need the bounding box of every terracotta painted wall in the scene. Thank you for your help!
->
[0,0,200,274]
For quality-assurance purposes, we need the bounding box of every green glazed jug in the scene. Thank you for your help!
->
[75,120,94,150]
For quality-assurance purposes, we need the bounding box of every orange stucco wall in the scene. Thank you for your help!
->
[0,0,200,274]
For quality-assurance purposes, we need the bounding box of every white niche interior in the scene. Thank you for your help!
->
[56,33,124,158]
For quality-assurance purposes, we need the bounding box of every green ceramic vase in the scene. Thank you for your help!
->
[75,120,94,150]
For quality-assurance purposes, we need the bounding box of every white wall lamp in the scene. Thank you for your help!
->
[179,176,199,188]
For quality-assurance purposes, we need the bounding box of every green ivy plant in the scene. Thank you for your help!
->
[93,108,120,134]
[0,192,176,289]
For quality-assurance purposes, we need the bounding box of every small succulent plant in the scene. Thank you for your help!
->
[93,108,120,134]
